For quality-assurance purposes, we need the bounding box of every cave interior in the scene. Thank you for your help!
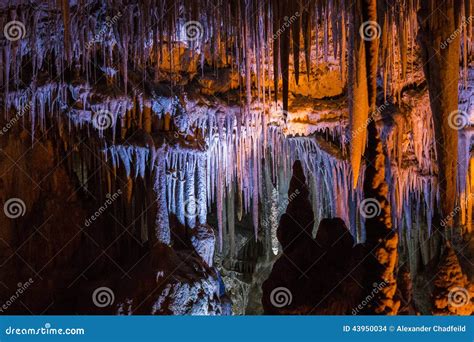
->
[0,0,473,315]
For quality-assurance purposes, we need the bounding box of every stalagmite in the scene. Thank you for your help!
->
[176,170,185,226]
[349,39,369,189]
[227,182,235,258]
[196,154,207,226]
[418,0,461,227]
[216,113,225,251]
[185,155,197,228]
[252,141,259,240]
[432,245,473,315]
[355,0,399,315]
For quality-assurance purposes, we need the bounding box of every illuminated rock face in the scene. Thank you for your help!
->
[0,0,472,315]
[431,246,474,316]
[2,1,472,245]
[191,225,216,267]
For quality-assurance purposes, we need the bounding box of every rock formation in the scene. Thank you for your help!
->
[262,161,380,314]
[0,0,472,315]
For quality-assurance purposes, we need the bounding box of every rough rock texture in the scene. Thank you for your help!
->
[418,0,461,226]
[0,0,472,316]
[355,0,399,315]
[0,126,88,313]
[396,264,417,315]
[114,245,223,315]
[219,268,251,315]
[432,245,473,315]
[0,129,227,314]
[198,69,239,95]
[190,224,215,267]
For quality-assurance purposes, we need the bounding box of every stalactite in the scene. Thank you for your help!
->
[279,1,290,114]
[227,182,235,258]
[291,0,301,85]
[418,0,462,227]
[357,0,399,315]
[176,169,185,226]
[349,38,369,188]
[397,14,407,80]
[323,2,329,63]
[0,2,470,299]
[272,0,280,104]
[302,2,312,81]
[58,0,72,64]
[340,8,347,85]
[244,0,252,115]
